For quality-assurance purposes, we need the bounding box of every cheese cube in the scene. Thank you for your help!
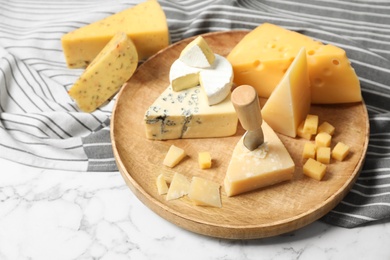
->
[315,132,332,147]
[188,177,221,207]
[318,121,335,136]
[156,174,169,195]
[68,32,138,112]
[297,121,312,140]
[163,145,187,168]
[166,173,191,201]
[332,142,350,161]
[198,152,212,169]
[302,142,316,159]
[303,114,319,135]
[316,147,331,164]
[303,158,327,181]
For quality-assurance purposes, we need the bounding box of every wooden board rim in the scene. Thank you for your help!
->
[111,30,369,239]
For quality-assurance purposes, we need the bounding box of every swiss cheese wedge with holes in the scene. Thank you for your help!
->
[227,23,361,104]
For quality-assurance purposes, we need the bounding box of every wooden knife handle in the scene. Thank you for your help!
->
[231,85,262,131]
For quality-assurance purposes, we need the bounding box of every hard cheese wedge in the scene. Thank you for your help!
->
[224,121,295,197]
[227,23,361,104]
[144,85,238,140]
[261,47,311,137]
[61,0,169,68]
[169,54,233,105]
[68,32,138,112]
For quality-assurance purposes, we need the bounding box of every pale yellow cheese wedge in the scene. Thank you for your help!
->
[188,177,221,207]
[224,121,295,197]
[227,23,361,104]
[61,0,169,68]
[166,173,191,201]
[68,32,138,112]
[261,47,311,137]
[163,145,186,168]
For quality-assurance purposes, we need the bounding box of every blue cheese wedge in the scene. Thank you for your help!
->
[144,85,238,140]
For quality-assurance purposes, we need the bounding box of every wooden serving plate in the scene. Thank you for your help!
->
[111,31,369,239]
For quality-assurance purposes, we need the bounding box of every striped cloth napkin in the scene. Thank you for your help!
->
[0,0,389,228]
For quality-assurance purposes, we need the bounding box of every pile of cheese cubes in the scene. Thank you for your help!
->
[298,114,350,181]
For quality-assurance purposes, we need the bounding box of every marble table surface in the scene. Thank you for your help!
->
[1,157,389,260]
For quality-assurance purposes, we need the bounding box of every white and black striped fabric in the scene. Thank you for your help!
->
[1,0,389,227]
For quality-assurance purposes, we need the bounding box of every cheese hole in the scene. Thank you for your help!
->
[313,78,324,88]
[266,42,277,49]
[332,59,340,65]
[253,60,264,70]
[308,50,315,56]
[323,67,332,76]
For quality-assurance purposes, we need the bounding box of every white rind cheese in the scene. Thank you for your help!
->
[179,36,215,68]
[144,85,238,140]
[169,54,233,106]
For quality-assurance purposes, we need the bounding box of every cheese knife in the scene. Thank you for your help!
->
[231,85,264,151]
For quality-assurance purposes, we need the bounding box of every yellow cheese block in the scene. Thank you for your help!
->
[188,177,221,207]
[198,152,212,169]
[227,23,362,104]
[303,158,327,181]
[61,0,169,68]
[332,142,350,161]
[224,121,295,197]
[68,32,138,112]
[261,48,311,137]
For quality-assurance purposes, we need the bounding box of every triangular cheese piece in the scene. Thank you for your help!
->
[224,121,295,197]
[68,32,138,112]
[144,85,238,140]
[261,47,311,137]
[61,0,169,68]
[179,36,216,68]
[227,23,361,104]
[166,173,191,201]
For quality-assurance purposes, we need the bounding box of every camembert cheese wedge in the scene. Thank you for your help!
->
[68,32,138,112]
[61,0,169,68]
[144,85,238,140]
[261,47,311,137]
[179,36,216,68]
[224,121,295,197]
[169,54,234,105]
[227,23,361,104]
